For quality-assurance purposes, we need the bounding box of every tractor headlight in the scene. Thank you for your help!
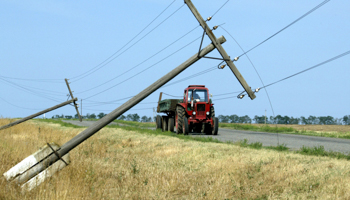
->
[206,112,210,115]
[193,111,196,115]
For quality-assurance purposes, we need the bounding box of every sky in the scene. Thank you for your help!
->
[1,0,349,120]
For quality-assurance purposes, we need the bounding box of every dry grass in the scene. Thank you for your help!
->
[1,118,350,199]
[239,123,350,133]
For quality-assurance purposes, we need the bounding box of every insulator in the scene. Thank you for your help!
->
[220,64,226,69]
[234,57,239,61]
[207,16,212,21]
[213,26,218,30]
[255,88,260,93]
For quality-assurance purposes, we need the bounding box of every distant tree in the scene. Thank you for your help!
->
[218,115,229,123]
[289,117,300,125]
[74,114,79,119]
[126,113,140,122]
[89,113,96,119]
[98,112,107,119]
[65,115,73,119]
[118,115,126,121]
[240,115,252,123]
[253,115,265,124]
[307,116,318,125]
[318,116,334,125]
[343,115,350,125]
[141,116,149,122]
[269,116,276,124]
[228,115,239,123]
[300,116,309,125]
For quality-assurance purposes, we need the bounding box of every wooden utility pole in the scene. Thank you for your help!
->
[13,36,227,185]
[65,79,82,122]
[184,0,256,100]
[0,98,77,131]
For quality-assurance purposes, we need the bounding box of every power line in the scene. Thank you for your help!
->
[0,75,62,83]
[220,25,276,118]
[237,0,331,58]
[0,96,43,111]
[0,77,63,103]
[261,49,350,89]
[83,35,201,100]
[76,25,200,95]
[163,65,217,88]
[211,0,230,18]
[70,2,184,83]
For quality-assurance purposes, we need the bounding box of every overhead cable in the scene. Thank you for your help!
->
[70,2,184,83]
[76,25,200,95]
[261,49,350,89]
[83,35,201,100]
[237,0,331,58]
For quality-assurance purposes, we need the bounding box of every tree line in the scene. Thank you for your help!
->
[218,114,350,125]
[51,113,350,125]
[51,113,153,122]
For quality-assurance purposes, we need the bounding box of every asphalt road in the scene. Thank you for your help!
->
[63,120,350,154]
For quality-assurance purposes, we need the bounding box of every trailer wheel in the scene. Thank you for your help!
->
[212,117,219,135]
[162,116,168,132]
[156,115,162,130]
[176,106,185,134]
[168,117,174,132]
[183,116,189,135]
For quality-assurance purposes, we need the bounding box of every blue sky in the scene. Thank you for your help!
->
[1,0,349,120]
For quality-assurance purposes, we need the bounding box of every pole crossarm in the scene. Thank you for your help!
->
[184,0,256,100]
[0,98,78,131]
[65,79,82,122]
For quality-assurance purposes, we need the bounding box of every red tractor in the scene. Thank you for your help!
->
[156,85,218,135]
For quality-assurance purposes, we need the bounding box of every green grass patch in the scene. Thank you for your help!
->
[220,123,295,133]
[35,119,350,160]
[220,123,350,140]
[113,120,155,128]
[33,119,85,128]
[297,146,350,160]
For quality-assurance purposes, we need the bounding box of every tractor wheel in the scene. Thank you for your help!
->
[162,116,168,132]
[156,115,162,130]
[183,116,189,135]
[168,117,174,132]
[210,106,215,119]
[204,123,212,135]
[212,117,219,135]
[176,106,185,134]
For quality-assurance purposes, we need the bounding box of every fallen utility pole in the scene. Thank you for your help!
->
[184,0,256,100]
[7,36,227,186]
[65,79,82,122]
[0,98,77,131]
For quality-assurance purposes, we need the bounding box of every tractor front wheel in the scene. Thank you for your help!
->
[176,106,185,134]
[183,116,189,135]
[212,117,219,135]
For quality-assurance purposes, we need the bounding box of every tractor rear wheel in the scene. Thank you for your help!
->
[183,116,189,135]
[212,117,219,135]
[168,117,174,132]
[162,116,168,132]
[176,106,185,134]
[156,115,162,130]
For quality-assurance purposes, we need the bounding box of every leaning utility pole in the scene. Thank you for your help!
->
[65,79,82,122]
[184,0,256,100]
[0,98,77,131]
[6,36,228,186]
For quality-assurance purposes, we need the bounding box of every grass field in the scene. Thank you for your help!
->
[1,118,350,199]
[218,123,350,139]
